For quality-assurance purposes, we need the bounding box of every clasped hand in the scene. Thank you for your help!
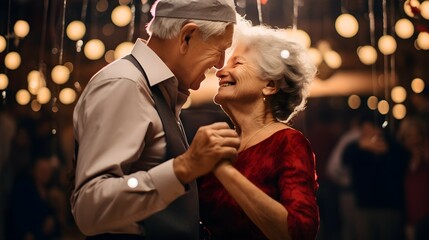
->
[174,122,240,184]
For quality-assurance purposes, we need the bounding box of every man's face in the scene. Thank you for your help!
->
[177,24,234,91]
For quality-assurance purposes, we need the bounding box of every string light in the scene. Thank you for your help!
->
[13,20,30,38]
[4,52,21,70]
[0,35,6,53]
[335,13,359,38]
[0,74,9,90]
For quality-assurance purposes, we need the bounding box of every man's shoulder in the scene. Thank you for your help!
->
[90,57,147,85]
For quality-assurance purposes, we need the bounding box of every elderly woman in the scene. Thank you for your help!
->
[199,23,319,240]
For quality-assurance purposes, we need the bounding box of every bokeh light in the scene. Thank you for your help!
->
[111,5,132,27]
[31,99,41,112]
[5,52,21,70]
[114,41,134,59]
[51,65,70,85]
[59,88,77,104]
[14,20,30,38]
[395,18,414,39]
[391,86,407,103]
[335,13,359,38]
[416,32,429,50]
[357,45,377,65]
[307,48,323,65]
[284,29,311,49]
[323,50,342,69]
[37,87,51,104]
[367,96,378,110]
[411,78,425,93]
[377,100,390,115]
[404,0,420,17]
[378,35,397,55]
[348,95,361,109]
[0,74,9,90]
[0,35,6,53]
[84,39,105,60]
[66,21,86,41]
[392,104,407,120]
[421,1,429,20]
[16,89,31,105]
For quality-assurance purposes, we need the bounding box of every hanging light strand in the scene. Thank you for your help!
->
[292,0,299,30]
[81,0,88,21]
[128,0,136,42]
[2,0,12,103]
[256,0,263,25]
[382,0,390,126]
[38,0,49,82]
[59,0,67,65]
[368,0,378,116]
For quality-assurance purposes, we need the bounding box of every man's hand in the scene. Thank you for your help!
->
[173,122,240,184]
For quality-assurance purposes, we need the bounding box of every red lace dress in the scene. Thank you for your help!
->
[199,128,319,240]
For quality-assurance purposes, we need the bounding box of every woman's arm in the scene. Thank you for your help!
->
[213,161,292,240]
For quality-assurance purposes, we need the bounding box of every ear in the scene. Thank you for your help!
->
[179,23,198,54]
[262,80,280,96]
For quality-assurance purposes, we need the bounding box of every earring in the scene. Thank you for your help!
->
[263,97,266,102]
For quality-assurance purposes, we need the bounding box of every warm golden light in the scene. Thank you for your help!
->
[348,95,361,109]
[395,18,414,39]
[367,96,378,110]
[416,32,429,50]
[51,65,70,85]
[307,48,323,66]
[14,20,30,38]
[378,35,397,55]
[0,74,8,90]
[37,87,51,104]
[96,0,109,12]
[391,86,407,103]
[421,1,429,20]
[411,78,425,93]
[335,14,359,38]
[27,70,45,95]
[64,62,74,73]
[377,100,389,115]
[66,20,86,41]
[104,50,115,63]
[114,41,134,59]
[84,39,105,60]
[392,104,407,120]
[5,52,21,70]
[16,89,31,105]
[31,99,41,112]
[59,88,77,104]
[0,35,6,53]
[111,5,132,27]
[284,29,311,49]
[357,45,378,65]
[323,50,342,69]
[404,0,420,17]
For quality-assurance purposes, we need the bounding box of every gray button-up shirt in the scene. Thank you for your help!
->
[71,39,189,236]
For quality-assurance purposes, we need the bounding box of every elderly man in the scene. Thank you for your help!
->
[71,0,239,239]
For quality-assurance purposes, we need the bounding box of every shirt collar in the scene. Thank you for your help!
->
[130,39,175,87]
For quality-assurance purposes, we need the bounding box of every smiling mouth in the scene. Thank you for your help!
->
[220,82,235,87]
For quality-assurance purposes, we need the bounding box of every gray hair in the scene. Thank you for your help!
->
[234,22,317,123]
[146,17,232,41]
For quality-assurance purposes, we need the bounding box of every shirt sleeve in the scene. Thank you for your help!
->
[277,131,319,240]
[71,76,185,236]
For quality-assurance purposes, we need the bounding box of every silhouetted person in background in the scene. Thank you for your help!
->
[4,141,61,240]
[343,113,409,240]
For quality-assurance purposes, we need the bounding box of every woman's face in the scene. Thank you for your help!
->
[214,44,266,107]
